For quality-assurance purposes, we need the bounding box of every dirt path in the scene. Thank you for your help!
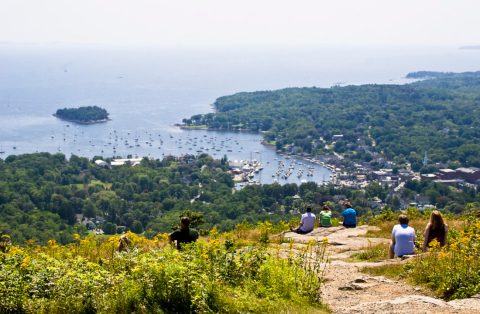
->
[283,226,480,314]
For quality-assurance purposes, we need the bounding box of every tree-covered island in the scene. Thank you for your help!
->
[54,106,110,124]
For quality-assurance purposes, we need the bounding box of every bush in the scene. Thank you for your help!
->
[0,227,327,313]
[408,219,480,300]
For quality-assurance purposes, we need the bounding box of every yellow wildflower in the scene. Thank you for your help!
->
[48,239,57,247]
[20,256,31,269]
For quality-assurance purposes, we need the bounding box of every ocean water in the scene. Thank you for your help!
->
[0,44,479,184]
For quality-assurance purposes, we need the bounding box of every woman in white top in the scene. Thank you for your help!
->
[389,214,416,258]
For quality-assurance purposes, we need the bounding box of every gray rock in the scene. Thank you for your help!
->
[339,283,365,291]
[448,297,480,310]
[354,278,368,283]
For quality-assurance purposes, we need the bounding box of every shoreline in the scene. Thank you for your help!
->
[53,114,111,125]
[176,123,335,176]
[175,123,256,133]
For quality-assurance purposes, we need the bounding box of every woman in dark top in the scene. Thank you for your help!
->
[423,210,448,252]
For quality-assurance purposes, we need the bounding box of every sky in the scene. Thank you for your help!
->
[0,0,479,47]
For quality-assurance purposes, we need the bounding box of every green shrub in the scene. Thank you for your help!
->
[351,242,390,262]
[0,232,328,313]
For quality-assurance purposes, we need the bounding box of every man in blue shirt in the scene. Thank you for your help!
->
[341,201,357,228]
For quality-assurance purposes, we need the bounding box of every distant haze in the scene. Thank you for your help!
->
[0,0,479,47]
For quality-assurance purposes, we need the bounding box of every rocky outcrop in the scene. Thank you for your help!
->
[283,225,480,314]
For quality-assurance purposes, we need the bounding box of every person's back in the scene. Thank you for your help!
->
[291,207,316,234]
[426,224,446,245]
[341,202,357,228]
[300,212,316,232]
[392,224,415,257]
[423,210,448,251]
[169,216,199,249]
[319,206,332,227]
[170,228,199,249]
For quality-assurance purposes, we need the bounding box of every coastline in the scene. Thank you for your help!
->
[175,123,255,133]
[53,114,110,125]
[175,122,335,184]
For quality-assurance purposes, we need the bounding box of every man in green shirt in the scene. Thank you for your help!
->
[169,216,199,249]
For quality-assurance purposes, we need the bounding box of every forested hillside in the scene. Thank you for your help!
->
[0,153,239,243]
[184,72,480,170]
[2,153,480,244]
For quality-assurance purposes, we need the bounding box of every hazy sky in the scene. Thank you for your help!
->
[1,0,479,47]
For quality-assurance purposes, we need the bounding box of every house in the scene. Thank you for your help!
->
[456,167,480,183]
[398,169,414,181]
[116,226,127,234]
[433,179,463,186]
[421,173,437,181]
[94,159,109,167]
[85,220,96,230]
[437,168,457,180]
[436,167,480,184]
[111,158,143,167]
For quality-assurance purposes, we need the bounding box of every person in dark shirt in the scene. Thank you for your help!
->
[423,210,448,252]
[169,216,199,249]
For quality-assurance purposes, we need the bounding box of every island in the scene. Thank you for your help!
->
[53,106,110,124]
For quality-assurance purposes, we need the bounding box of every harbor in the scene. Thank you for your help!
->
[0,116,332,186]
[229,156,337,187]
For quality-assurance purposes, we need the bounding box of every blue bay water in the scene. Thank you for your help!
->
[0,44,479,184]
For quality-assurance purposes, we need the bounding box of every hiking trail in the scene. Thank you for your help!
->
[283,226,480,314]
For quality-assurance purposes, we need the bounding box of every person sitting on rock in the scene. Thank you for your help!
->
[423,210,448,252]
[341,201,357,228]
[169,216,199,249]
[290,207,316,234]
[389,214,416,258]
[319,205,332,227]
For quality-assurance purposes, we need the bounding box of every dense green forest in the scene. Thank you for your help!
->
[2,153,480,244]
[54,106,109,123]
[183,71,480,170]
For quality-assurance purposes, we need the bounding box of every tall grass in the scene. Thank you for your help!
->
[365,207,480,300]
[0,228,328,313]
[350,242,390,262]
[408,219,480,300]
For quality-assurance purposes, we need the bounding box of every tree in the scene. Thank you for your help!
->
[131,220,144,234]
[82,200,96,218]
[103,222,116,235]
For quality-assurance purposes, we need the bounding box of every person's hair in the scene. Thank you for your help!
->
[344,201,352,208]
[429,210,445,230]
[322,205,331,211]
[306,207,312,212]
[181,216,191,228]
[117,235,131,252]
[398,214,409,225]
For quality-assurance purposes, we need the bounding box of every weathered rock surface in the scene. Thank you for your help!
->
[283,225,480,313]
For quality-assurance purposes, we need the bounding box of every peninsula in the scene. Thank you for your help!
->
[54,106,110,124]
